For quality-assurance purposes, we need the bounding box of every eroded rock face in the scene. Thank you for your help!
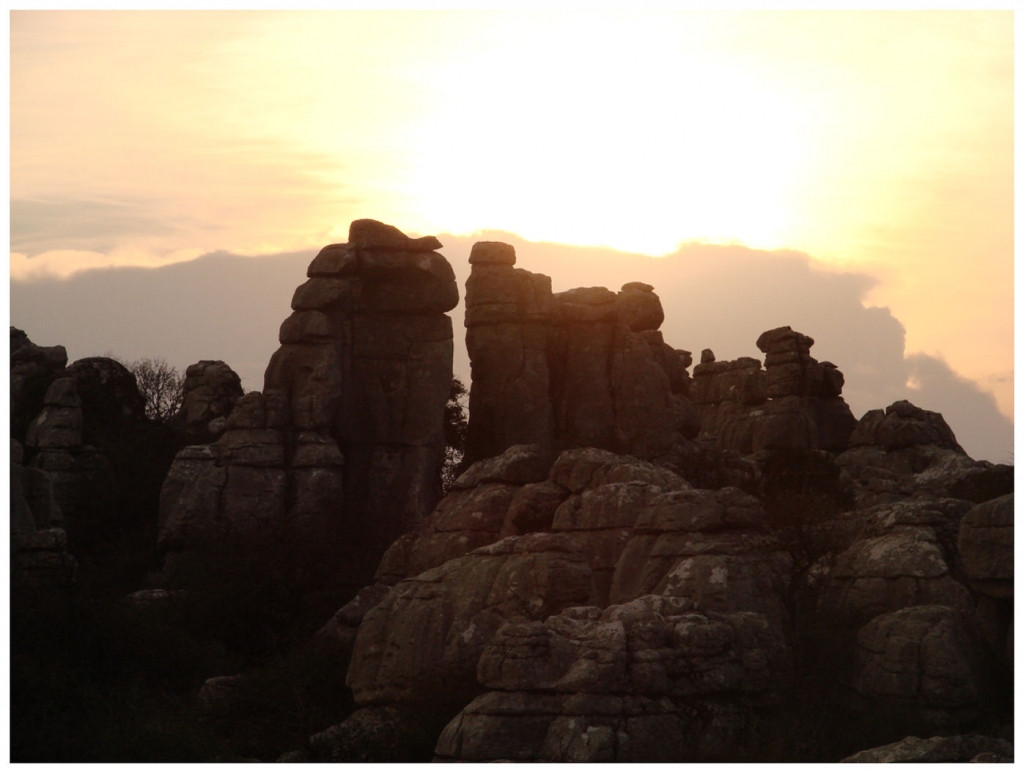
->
[835,402,1010,508]
[157,221,458,598]
[435,596,790,762]
[347,534,593,710]
[170,360,244,438]
[463,245,698,465]
[958,494,1013,598]
[693,326,857,455]
[10,327,68,444]
[846,605,988,719]
[841,734,1014,763]
[610,487,792,627]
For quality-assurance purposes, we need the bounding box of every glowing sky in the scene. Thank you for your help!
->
[10,11,1014,420]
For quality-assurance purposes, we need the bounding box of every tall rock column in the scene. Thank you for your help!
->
[266,219,458,563]
[160,220,458,599]
[463,242,553,464]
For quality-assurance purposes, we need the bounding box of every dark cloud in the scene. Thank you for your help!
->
[10,234,1012,463]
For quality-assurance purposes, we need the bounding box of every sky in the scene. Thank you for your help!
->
[9,11,1015,452]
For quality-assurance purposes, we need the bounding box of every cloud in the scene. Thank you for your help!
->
[11,197,201,257]
[10,234,1012,463]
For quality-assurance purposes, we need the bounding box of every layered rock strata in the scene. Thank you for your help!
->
[692,326,857,454]
[463,243,698,465]
[158,220,458,594]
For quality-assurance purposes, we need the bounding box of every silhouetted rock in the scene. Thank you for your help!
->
[694,327,857,454]
[10,327,68,443]
[463,241,700,465]
[170,360,244,438]
[158,220,458,609]
[835,400,1004,508]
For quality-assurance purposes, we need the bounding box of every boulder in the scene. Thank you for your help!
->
[849,400,964,453]
[817,528,972,626]
[347,533,593,710]
[169,360,244,438]
[957,494,1013,598]
[846,605,987,717]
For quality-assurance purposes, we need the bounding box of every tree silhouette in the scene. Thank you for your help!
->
[127,357,185,423]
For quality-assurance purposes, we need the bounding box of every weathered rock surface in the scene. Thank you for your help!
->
[435,598,790,762]
[833,401,1009,509]
[845,605,990,721]
[347,534,593,710]
[610,487,792,627]
[10,327,68,443]
[957,494,1013,598]
[692,326,857,455]
[463,246,699,465]
[157,220,458,599]
[816,528,972,626]
[169,360,244,438]
[840,733,1013,763]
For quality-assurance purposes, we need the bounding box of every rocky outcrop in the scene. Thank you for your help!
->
[347,534,593,711]
[10,327,68,443]
[958,494,1013,599]
[157,220,458,603]
[692,326,857,455]
[835,401,1012,509]
[435,597,790,762]
[10,439,76,588]
[844,605,992,725]
[463,244,697,465]
[841,734,1013,763]
[24,375,118,559]
[169,360,244,438]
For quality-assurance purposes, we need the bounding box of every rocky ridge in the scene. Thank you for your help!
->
[10,221,1013,762]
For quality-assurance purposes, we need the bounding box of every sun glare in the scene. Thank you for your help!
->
[398,13,817,257]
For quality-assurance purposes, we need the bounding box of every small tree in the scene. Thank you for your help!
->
[127,357,185,423]
[441,377,469,494]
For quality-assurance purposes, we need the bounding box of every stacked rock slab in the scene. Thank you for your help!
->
[169,360,244,439]
[159,220,458,592]
[464,242,697,465]
[691,326,856,454]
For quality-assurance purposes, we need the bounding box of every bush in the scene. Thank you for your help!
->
[441,377,469,494]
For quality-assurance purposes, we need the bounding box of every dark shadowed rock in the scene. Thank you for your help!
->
[849,400,964,453]
[158,221,458,599]
[170,360,244,438]
[840,734,1013,763]
[957,494,1013,598]
[846,605,988,720]
[347,533,593,709]
[451,444,555,490]
[10,327,68,443]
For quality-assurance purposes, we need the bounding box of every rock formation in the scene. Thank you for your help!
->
[10,227,1013,763]
[463,243,698,466]
[157,220,459,602]
[692,326,857,454]
[169,360,244,439]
